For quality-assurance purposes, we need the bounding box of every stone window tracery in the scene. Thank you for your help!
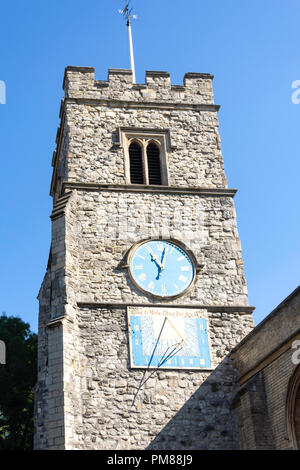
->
[127,137,164,185]
[119,128,170,186]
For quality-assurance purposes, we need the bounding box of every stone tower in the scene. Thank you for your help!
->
[34,66,254,450]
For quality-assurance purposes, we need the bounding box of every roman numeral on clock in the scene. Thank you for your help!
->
[181,266,190,272]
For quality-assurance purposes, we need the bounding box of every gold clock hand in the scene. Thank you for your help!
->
[161,245,169,269]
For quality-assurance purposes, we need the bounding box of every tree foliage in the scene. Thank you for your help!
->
[0,315,37,450]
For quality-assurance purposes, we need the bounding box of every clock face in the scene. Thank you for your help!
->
[129,240,195,298]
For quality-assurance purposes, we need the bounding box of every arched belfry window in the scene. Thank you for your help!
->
[129,140,162,185]
[129,142,144,184]
[147,142,162,185]
[121,129,170,186]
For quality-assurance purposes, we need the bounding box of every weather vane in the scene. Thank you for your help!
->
[119,1,137,84]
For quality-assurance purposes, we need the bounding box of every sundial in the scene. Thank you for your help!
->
[128,308,211,370]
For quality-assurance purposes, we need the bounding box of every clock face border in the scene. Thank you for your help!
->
[126,238,198,300]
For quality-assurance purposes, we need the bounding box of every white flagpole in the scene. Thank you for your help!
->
[127,17,136,84]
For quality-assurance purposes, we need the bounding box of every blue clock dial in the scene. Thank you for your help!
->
[129,240,195,298]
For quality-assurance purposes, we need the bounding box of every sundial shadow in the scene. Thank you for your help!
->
[146,355,240,450]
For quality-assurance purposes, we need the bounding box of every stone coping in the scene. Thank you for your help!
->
[62,182,238,197]
[76,302,255,313]
[64,97,221,112]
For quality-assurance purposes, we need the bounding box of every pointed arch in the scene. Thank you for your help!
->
[121,130,169,186]
[146,141,162,185]
[129,140,144,184]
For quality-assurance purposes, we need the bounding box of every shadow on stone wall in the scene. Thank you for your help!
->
[147,357,239,450]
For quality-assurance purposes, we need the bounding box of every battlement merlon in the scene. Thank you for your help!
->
[62,66,216,105]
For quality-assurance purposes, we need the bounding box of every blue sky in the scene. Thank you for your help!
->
[0,0,299,332]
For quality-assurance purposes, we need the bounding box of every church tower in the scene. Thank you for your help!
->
[34,66,254,450]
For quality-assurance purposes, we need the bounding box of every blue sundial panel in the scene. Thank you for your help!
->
[129,315,211,369]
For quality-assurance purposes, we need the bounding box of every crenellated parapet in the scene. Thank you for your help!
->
[63,66,215,105]
[50,66,223,201]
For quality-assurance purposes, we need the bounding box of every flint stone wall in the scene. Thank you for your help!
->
[34,66,254,450]
[66,190,248,307]
[61,306,253,450]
